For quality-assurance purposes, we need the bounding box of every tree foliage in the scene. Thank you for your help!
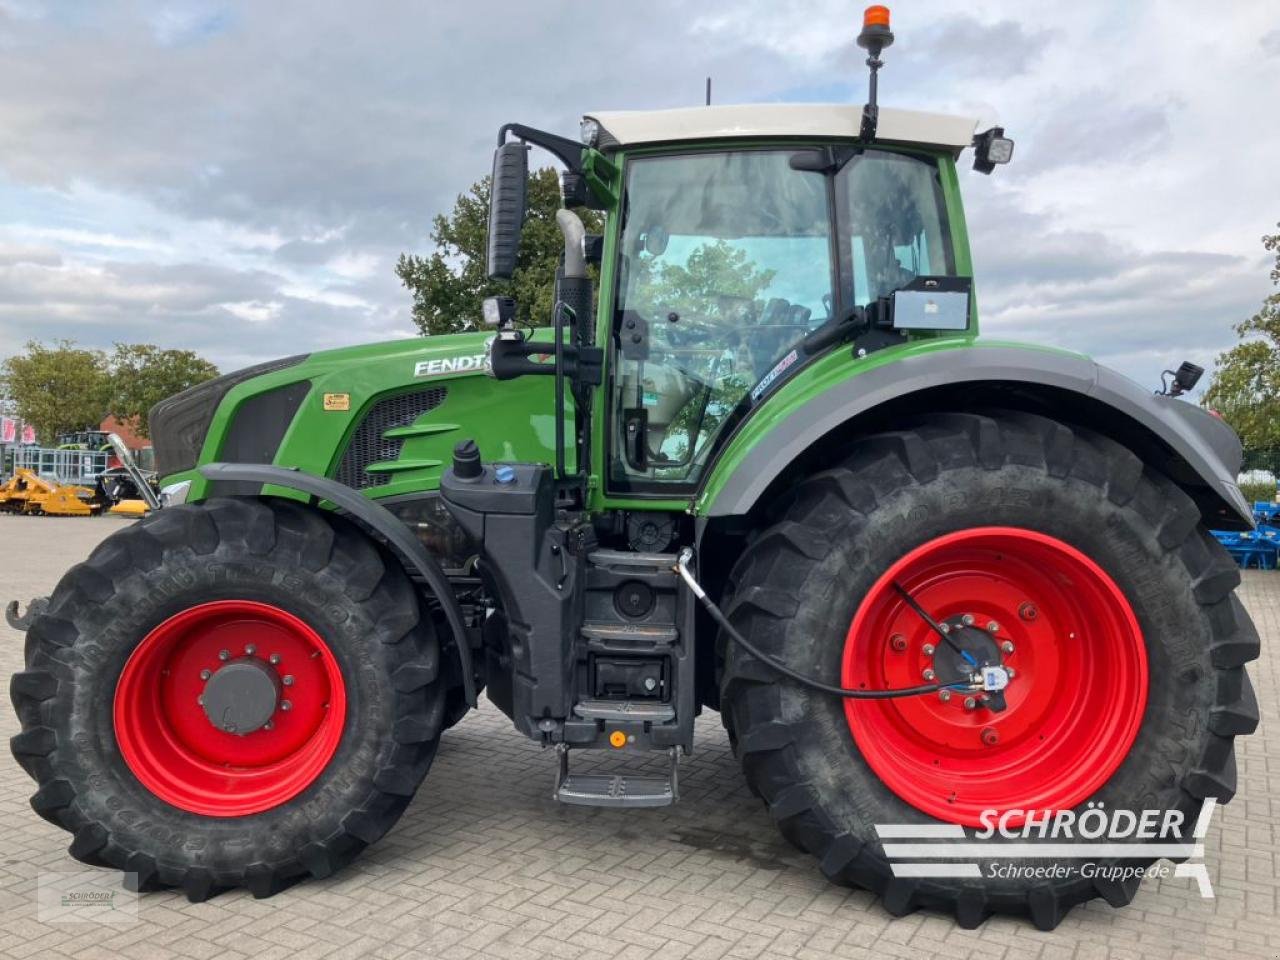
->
[1203,225,1280,457]
[629,240,776,322]
[396,168,603,336]
[0,340,219,444]
[108,344,220,439]
[1,340,112,444]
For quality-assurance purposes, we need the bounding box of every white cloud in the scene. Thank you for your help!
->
[221,299,281,324]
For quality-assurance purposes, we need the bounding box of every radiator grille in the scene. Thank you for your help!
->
[334,388,447,488]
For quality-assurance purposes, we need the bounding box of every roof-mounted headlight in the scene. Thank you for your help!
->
[973,126,1014,174]
[579,118,600,148]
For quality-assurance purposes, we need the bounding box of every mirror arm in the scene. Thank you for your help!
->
[498,123,585,173]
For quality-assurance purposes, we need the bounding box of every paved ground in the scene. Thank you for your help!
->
[0,514,1276,960]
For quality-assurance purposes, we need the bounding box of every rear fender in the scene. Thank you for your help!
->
[698,343,1250,529]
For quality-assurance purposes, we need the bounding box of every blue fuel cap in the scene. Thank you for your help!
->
[494,464,517,485]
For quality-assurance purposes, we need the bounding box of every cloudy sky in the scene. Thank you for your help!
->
[0,0,1275,390]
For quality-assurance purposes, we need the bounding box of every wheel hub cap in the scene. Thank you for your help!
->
[200,659,280,735]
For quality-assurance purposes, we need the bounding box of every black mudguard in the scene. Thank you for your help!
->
[702,345,1251,529]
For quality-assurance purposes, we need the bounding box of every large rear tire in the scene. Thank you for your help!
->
[10,497,445,900]
[720,411,1259,929]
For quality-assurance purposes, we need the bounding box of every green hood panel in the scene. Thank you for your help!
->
[172,333,563,503]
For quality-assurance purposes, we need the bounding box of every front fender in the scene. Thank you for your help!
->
[698,340,1250,528]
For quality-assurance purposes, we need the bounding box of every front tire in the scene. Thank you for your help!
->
[11,497,445,900]
[720,411,1259,929]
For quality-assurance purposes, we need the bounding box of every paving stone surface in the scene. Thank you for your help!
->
[1,515,1276,959]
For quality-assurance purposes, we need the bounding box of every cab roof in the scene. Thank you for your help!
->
[584,104,979,157]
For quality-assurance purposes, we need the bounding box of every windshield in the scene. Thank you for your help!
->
[610,147,952,490]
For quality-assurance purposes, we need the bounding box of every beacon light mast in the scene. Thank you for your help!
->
[857,5,1015,172]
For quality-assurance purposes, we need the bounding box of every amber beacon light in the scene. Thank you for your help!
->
[856,6,895,140]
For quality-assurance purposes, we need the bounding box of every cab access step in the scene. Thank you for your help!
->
[554,744,680,808]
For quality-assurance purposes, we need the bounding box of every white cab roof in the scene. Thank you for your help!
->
[585,104,978,155]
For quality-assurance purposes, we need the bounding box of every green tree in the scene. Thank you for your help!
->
[1204,225,1280,459]
[630,240,776,321]
[0,340,112,444]
[109,344,220,439]
[396,167,603,335]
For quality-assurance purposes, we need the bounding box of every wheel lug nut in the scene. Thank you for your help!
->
[1001,641,1014,655]
[987,621,999,633]
[922,668,936,681]
[939,623,951,634]
[269,653,281,665]
[1018,602,1038,621]
[282,675,295,686]
[197,695,204,706]
[245,644,256,655]
[280,700,292,711]
[218,649,230,661]
[264,721,274,731]
[922,643,936,656]
[962,614,974,626]
[200,669,212,681]
[938,689,951,703]
[1006,667,1016,678]
[890,634,907,652]
[981,727,999,746]
[963,696,977,710]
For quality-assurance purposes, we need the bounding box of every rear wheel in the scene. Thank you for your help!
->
[11,497,445,900]
[720,411,1259,928]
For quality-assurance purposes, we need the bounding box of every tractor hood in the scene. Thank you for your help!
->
[151,333,496,487]
[152,330,564,507]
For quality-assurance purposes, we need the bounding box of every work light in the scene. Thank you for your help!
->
[482,295,516,328]
[973,126,1015,174]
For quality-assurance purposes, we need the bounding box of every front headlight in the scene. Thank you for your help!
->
[160,480,192,507]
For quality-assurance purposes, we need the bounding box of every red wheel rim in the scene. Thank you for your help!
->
[842,527,1147,826]
[114,600,347,816]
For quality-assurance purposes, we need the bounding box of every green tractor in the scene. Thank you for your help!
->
[10,8,1258,929]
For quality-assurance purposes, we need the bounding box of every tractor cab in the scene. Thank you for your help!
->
[477,7,1010,503]
[481,99,1006,497]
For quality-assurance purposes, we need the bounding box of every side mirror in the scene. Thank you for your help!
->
[890,276,972,331]
[487,142,529,279]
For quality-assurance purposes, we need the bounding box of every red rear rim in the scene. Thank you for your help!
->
[842,527,1147,826]
[114,600,347,817]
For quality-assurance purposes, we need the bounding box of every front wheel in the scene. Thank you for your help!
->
[720,411,1259,928]
[11,497,446,900]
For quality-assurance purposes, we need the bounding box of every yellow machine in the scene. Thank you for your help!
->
[108,499,151,518]
[0,469,102,517]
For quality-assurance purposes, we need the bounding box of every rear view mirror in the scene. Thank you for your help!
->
[487,142,529,280]
[891,276,971,331]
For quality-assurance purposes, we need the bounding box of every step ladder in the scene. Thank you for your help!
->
[553,744,679,808]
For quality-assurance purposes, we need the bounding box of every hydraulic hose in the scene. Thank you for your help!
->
[675,549,979,700]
